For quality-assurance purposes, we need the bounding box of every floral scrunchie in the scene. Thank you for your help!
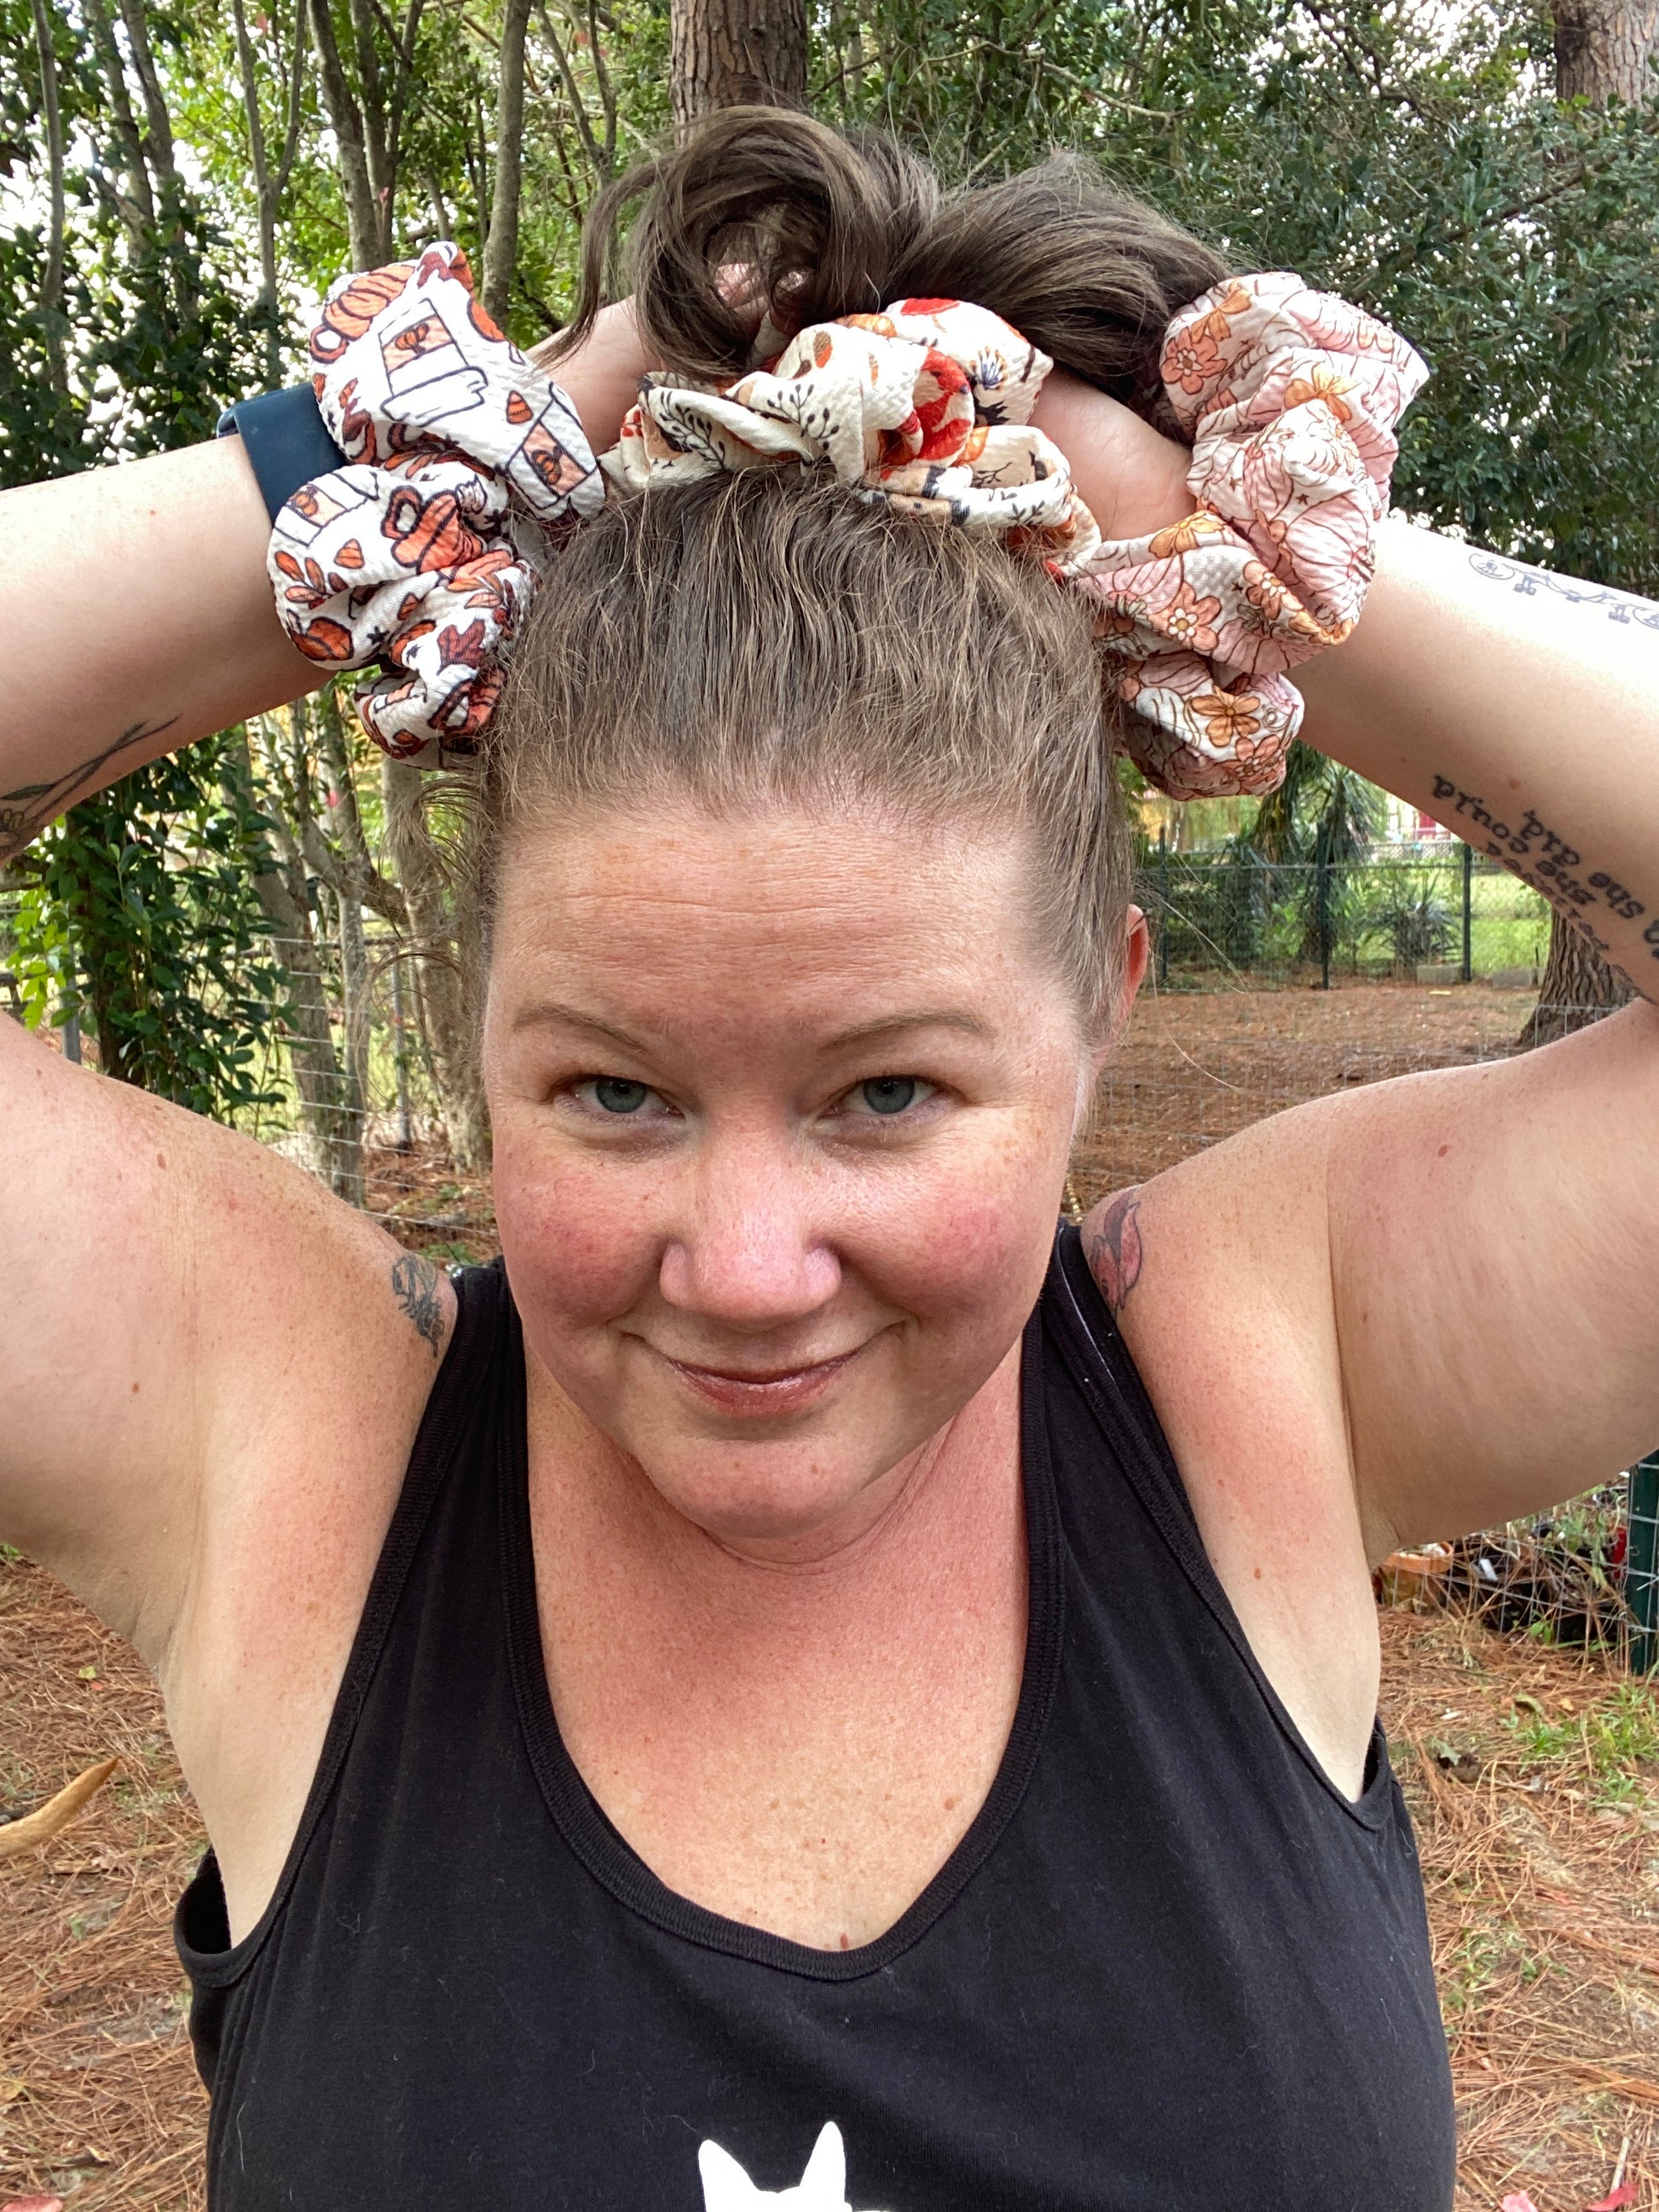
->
[605,297,1103,571]
[269,242,603,764]
[1070,274,1429,798]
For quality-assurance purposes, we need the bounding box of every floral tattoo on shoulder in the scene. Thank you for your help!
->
[1085,1188,1144,1316]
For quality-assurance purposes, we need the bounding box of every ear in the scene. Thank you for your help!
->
[799,2122,846,2198]
[699,2138,760,2207]
[1091,903,1150,1077]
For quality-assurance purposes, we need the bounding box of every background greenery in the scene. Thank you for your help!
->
[2,0,1654,1137]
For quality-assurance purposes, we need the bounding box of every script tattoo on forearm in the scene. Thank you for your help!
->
[1428,775,1656,987]
[0,717,179,866]
[391,1252,448,1359]
[1085,1187,1144,1315]
[1469,550,1659,629]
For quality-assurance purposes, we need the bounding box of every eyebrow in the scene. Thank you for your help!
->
[511,1000,993,1050]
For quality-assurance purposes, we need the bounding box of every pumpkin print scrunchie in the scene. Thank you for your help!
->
[616,275,1427,800]
[269,241,603,764]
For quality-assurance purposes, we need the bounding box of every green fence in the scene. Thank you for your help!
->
[1136,839,1550,990]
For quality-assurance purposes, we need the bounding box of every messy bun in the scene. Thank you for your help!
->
[555,106,1228,442]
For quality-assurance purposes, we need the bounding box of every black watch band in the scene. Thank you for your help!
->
[215,384,347,523]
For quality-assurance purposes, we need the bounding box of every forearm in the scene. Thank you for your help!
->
[1296,525,1659,998]
[0,436,318,863]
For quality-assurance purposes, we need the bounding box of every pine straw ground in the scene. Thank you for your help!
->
[2,1553,1656,2211]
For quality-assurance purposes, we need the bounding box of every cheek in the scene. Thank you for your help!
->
[490,1112,662,1333]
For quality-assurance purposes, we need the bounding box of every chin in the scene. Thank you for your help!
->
[637,1435,899,1550]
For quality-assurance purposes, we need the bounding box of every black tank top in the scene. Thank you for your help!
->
[177,1228,1455,2209]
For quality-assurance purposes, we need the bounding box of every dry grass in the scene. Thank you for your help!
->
[1379,1605,1659,2211]
[0,1556,206,2211]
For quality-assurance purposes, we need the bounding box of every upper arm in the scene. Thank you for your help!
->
[0,1009,454,1661]
[1326,999,1659,1545]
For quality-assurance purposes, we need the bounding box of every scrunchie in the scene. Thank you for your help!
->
[605,297,1102,572]
[1067,273,1429,799]
[614,275,1426,800]
[269,242,603,763]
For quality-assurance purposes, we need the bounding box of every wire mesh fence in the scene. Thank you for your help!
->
[1136,837,1550,992]
[4,845,1653,1671]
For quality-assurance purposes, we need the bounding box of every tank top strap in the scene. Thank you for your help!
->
[1041,1222,1292,1712]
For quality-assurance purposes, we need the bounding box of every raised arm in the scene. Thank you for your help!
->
[0,300,645,863]
[0,436,318,860]
[1046,369,1659,1547]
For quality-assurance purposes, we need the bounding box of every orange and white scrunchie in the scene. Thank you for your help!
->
[605,296,1103,572]
[269,242,603,764]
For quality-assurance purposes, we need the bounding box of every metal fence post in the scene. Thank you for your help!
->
[1628,1453,1659,1676]
[1157,827,1170,989]
[390,953,413,1152]
[1460,840,1473,985]
[1315,823,1332,990]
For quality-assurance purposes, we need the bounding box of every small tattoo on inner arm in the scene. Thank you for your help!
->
[1086,1187,1145,1315]
[1,717,179,866]
[391,1252,448,1358]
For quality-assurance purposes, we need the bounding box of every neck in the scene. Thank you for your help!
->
[524,1344,1025,1626]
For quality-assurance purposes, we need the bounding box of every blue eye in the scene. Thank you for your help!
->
[592,1077,650,1114]
[858,1077,919,1115]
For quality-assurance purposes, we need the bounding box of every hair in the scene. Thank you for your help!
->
[477,107,1229,1033]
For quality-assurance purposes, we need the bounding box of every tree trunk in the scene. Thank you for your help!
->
[670,0,807,124]
[309,0,382,271]
[483,0,532,328]
[228,734,363,1200]
[29,0,68,398]
[381,758,488,1170]
[1517,916,1635,1047]
[1523,0,1659,1047]
[1554,0,1659,100]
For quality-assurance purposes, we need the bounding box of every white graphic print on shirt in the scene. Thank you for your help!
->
[697,2122,888,2209]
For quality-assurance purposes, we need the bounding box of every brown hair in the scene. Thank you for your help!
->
[481,109,1228,1031]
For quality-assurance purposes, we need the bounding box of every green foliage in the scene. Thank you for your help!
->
[9,739,286,1116]
[1503,1682,1659,1801]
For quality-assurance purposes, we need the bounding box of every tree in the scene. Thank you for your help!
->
[671,0,806,124]
[1521,0,1656,1046]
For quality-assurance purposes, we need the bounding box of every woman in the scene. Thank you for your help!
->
[2,108,1656,2210]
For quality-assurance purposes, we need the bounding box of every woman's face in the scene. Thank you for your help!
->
[483,800,1141,1552]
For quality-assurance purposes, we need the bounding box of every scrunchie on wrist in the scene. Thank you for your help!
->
[268,242,603,765]
[1066,274,1429,799]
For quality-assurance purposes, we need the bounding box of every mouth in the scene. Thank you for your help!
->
[660,1345,864,1418]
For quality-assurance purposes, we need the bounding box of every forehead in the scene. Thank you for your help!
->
[488,801,1055,1029]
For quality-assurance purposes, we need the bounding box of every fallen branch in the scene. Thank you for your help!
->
[0,1758,118,1861]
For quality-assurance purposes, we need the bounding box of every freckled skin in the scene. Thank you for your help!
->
[483,800,1140,1561]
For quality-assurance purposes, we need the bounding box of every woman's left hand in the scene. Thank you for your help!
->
[1030,367,1192,545]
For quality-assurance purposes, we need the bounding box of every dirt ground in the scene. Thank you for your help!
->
[5,979,1653,2211]
[1071,973,1533,1204]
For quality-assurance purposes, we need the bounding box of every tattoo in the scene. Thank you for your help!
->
[1429,775,1658,978]
[1085,1187,1145,1315]
[1469,550,1659,630]
[391,1252,447,1358]
[0,718,179,865]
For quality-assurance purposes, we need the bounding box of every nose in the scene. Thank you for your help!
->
[656,1129,841,1331]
